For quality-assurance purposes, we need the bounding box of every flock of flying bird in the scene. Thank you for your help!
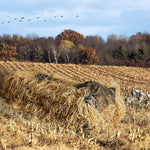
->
[125,87,150,108]
[0,15,80,24]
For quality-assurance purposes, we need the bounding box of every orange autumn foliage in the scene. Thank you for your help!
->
[0,42,18,61]
[80,46,99,64]
[56,29,84,44]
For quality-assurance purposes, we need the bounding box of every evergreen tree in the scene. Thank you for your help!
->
[137,46,147,60]
[113,45,126,60]
[32,45,42,62]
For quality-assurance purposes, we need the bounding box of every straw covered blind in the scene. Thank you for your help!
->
[1,68,125,132]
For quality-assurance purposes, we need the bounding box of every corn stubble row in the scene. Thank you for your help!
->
[1,61,150,95]
[0,63,125,133]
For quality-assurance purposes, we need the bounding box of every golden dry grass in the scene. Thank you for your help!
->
[0,61,150,149]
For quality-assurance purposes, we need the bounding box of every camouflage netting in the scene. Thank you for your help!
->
[1,68,125,132]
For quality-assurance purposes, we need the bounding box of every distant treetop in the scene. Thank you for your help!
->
[56,29,84,44]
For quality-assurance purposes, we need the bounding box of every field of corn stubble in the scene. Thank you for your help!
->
[0,61,150,150]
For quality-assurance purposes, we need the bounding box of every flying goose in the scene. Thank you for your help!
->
[36,16,40,19]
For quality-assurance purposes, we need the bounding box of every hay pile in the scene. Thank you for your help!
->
[1,68,125,132]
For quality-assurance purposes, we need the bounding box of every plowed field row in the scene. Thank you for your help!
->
[1,61,150,96]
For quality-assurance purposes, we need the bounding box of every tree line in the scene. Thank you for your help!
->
[0,30,150,67]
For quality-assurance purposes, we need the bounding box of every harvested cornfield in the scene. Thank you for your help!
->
[1,61,150,96]
[0,61,150,149]
[1,68,125,133]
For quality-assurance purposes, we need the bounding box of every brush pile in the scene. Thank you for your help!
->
[1,68,125,133]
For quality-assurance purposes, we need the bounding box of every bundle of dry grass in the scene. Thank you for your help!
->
[1,68,125,133]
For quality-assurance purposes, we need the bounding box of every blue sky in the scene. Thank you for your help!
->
[0,0,150,40]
